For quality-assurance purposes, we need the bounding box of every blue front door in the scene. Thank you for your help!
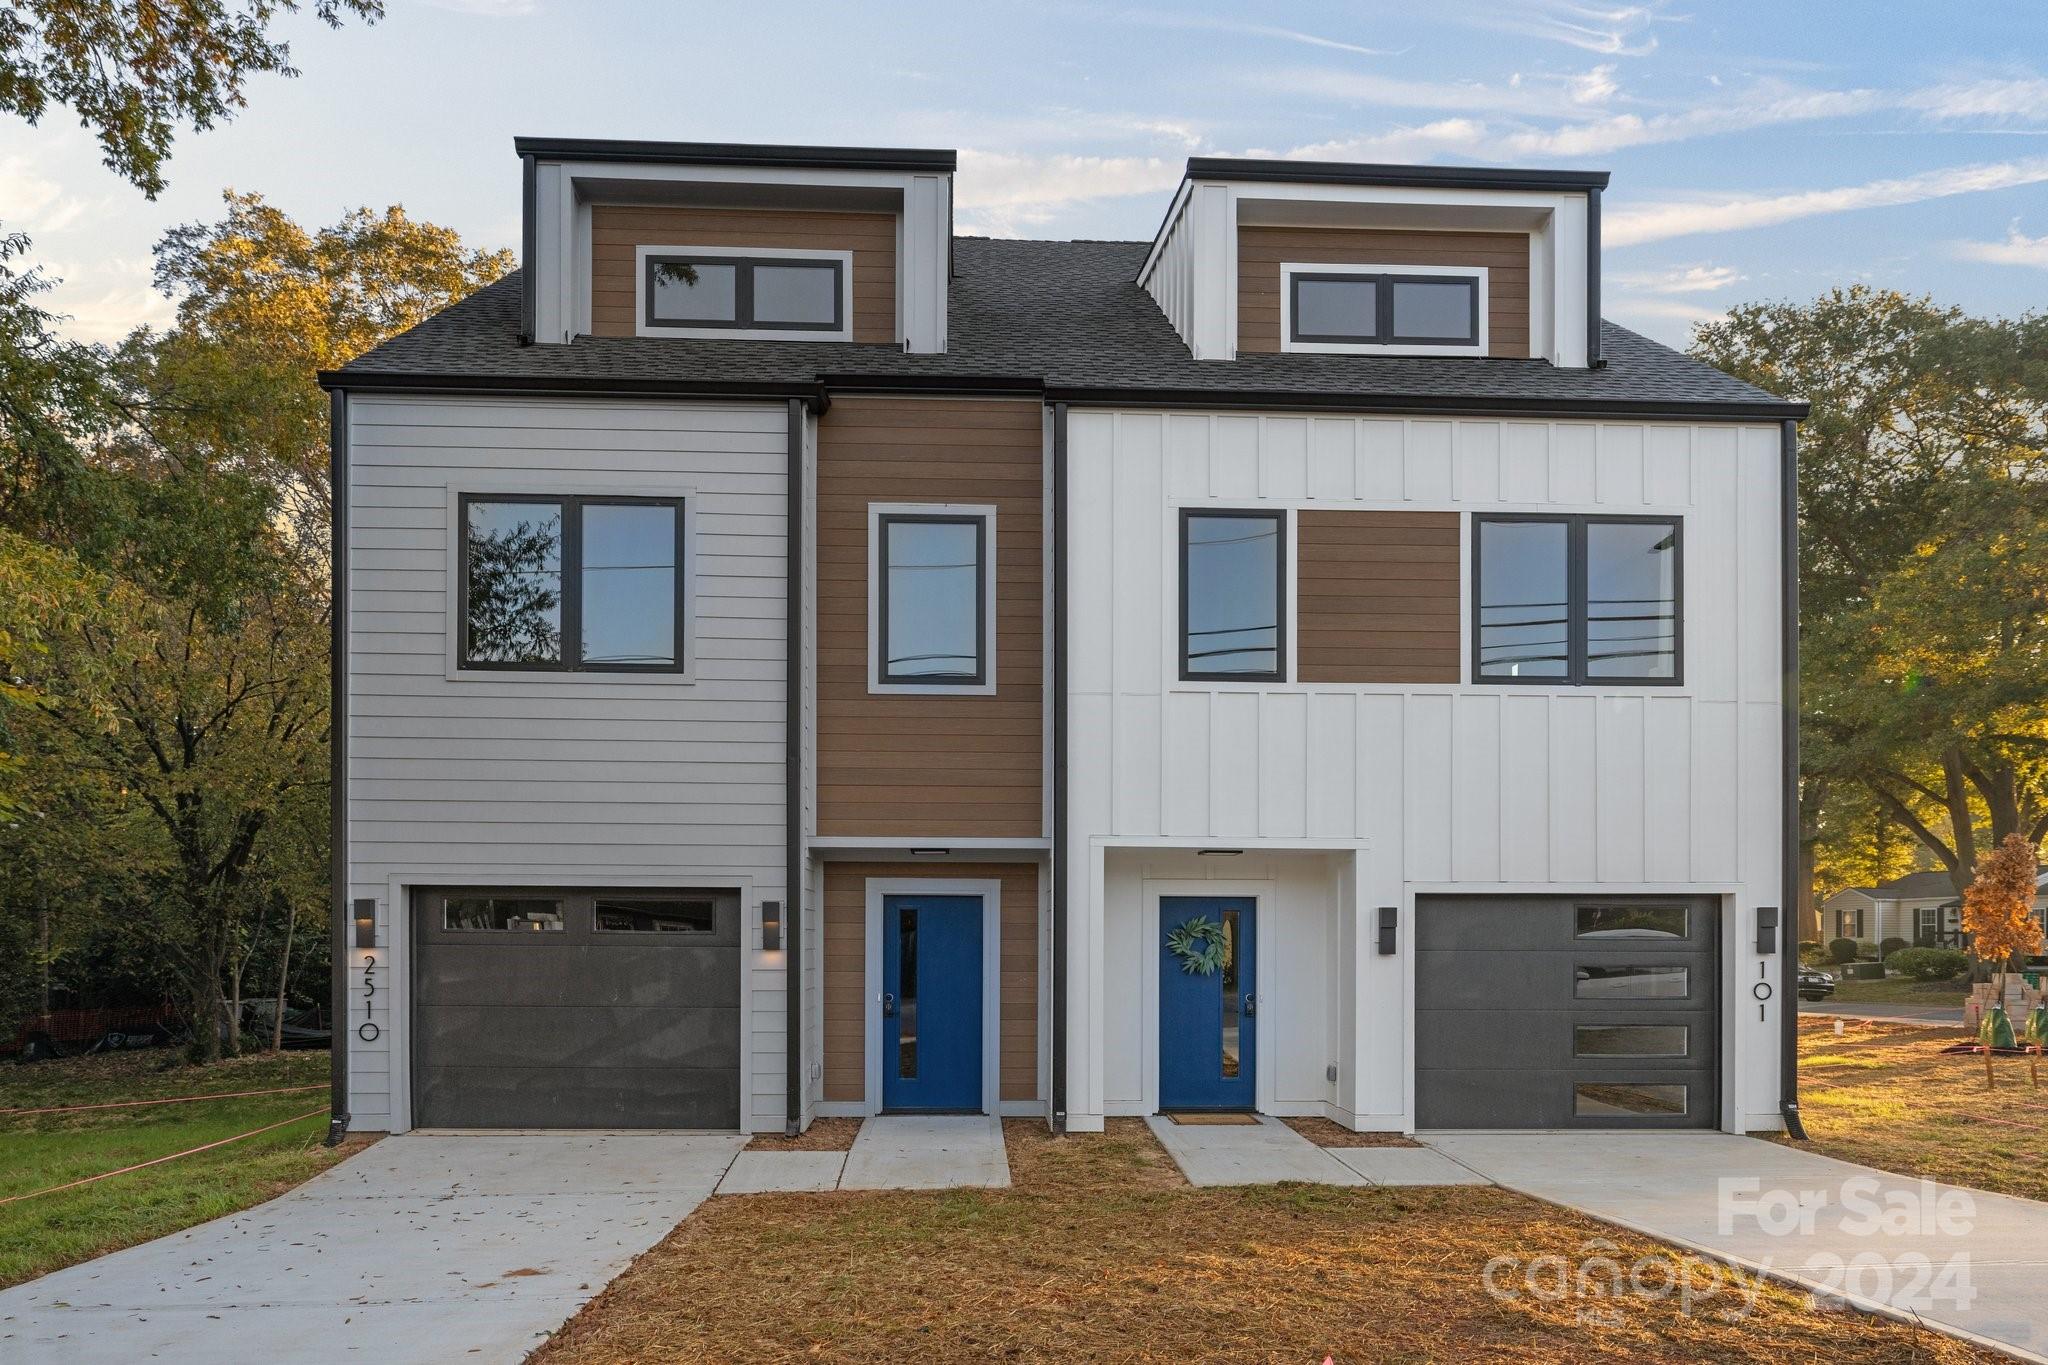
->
[882,894,983,1112]
[1159,897,1256,1111]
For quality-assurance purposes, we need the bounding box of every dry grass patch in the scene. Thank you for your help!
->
[1786,1017,2048,1201]
[531,1112,1986,1364]
[1283,1117,1423,1148]
[746,1117,864,1152]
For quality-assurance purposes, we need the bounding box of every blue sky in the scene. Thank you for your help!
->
[6,0,2048,348]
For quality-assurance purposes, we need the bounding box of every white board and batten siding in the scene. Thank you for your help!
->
[1063,410,1787,1132]
[343,395,792,1133]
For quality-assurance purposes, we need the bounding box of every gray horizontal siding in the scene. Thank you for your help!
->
[344,394,791,1132]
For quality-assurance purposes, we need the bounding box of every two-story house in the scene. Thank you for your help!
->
[322,138,1808,1142]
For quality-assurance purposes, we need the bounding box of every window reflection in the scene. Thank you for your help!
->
[1586,522,1677,679]
[1184,513,1283,678]
[1220,909,1240,1079]
[897,905,918,1080]
[1477,520,1568,678]
[465,500,563,665]
[882,517,983,682]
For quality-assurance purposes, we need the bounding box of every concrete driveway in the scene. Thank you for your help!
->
[1429,1132,2048,1363]
[0,1131,744,1365]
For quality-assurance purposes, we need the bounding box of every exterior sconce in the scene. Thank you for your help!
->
[762,899,782,952]
[1757,906,1779,955]
[354,898,377,949]
[1377,905,1398,956]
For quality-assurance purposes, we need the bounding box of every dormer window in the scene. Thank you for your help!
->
[636,247,852,341]
[1282,264,1485,356]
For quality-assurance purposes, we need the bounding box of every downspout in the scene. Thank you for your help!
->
[518,153,537,346]
[1780,417,1808,1141]
[1050,403,1069,1134]
[784,398,806,1137]
[1584,186,1606,370]
[325,390,352,1146]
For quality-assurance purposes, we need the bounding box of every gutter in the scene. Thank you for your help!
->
[1049,403,1069,1134]
[784,398,806,1137]
[1780,417,1809,1142]
[1045,386,1808,423]
[325,390,351,1146]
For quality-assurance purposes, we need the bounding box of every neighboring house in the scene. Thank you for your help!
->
[322,139,1809,1140]
[1824,868,2048,950]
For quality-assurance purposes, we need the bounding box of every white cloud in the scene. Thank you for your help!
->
[1607,158,2048,245]
[1952,223,2048,267]
[1906,76,2048,124]
[1609,263,1746,293]
[1264,66,1622,120]
[1108,10,1403,57]
[1448,0,1672,57]
[28,256,174,345]
[0,156,87,234]
[953,149,1183,234]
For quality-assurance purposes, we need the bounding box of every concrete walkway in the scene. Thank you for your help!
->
[0,1131,743,1365]
[1428,1132,2048,1363]
[1146,1115,1490,1188]
[840,1115,1010,1190]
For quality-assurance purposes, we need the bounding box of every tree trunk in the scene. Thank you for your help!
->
[271,902,296,1052]
[37,899,50,1016]
[1943,747,1979,898]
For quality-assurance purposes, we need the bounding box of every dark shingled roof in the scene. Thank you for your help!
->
[328,237,1802,417]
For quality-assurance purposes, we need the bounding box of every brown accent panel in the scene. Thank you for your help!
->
[1296,510,1463,683]
[817,397,1044,839]
[589,204,896,343]
[821,861,1041,1104]
[1237,226,1530,358]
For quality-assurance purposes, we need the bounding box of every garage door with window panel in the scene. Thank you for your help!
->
[412,887,741,1129]
[1416,895,1718,1129]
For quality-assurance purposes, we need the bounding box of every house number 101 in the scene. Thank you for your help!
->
[358,954,380,1042]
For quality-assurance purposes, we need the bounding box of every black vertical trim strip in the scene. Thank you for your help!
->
[1585,186,1605,369]
[326,390,351,1146]
[785,397,805,1136]
[1779,418,1808,1140]
[519,153,537,346]
[1050,403,1069,1132]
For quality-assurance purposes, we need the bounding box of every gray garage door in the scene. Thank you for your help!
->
[413,887,741,1129]
[1417,895,1718,1129]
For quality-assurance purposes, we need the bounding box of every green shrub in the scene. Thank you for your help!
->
[1879,936,1910,958]
[1827,937,1861,964]
[1884,947,1969,981]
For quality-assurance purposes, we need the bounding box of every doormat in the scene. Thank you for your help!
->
[1166,1112,1259,1126]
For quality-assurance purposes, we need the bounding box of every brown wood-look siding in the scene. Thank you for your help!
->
[1236,226,1530,358]
[816,397,1044,839]
[821,861,1040,1104]
[589,204,896,342]
[1296,510,1463,684]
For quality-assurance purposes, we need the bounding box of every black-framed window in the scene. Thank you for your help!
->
[460,493,685,673]
[877,513,987,685]
[644,254,844,332]
[1180,509,1286,682]
[1472,514,1681,685]
[1289,269,1482,347]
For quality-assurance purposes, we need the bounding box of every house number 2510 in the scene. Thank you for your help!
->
[358,954,380,1042]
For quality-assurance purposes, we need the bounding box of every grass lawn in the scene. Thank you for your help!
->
[1822,974,1971,1007]
[532,1119,1988,1364]
[0,1049,371,1289]
[1789,1016,2048,1202]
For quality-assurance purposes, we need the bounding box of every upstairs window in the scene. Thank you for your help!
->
[641,250,848,338]
[1473,515,1681,685]
[871,507,994,692]
[1283,265,1485,354]
[460,494,686,674]
[1180,509,1286,682]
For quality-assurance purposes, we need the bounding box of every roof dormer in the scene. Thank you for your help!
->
[1138,158,1609,368]
[516,137,956,353]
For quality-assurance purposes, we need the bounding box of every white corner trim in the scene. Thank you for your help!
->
[862,878,1006,1116]
[633,244,855,342]
[442,480,698,684]
[866,502,999,696]
[1279,262,1489,357]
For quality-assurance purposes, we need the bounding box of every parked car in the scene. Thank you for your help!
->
[1798,966,1836,1001]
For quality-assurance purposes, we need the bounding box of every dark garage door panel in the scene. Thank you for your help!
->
[1416,894,1718,1130]
[412,887,743,1130]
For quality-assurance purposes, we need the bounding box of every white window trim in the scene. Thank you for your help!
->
[634,244,854,342]
[867,501,998,696]
[1279,261,1488,357]
[442,476,698,684]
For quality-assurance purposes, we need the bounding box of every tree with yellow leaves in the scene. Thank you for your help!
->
[1963,833,2045,1083]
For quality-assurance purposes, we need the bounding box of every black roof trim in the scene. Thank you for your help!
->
[1046,384,1806,422]
[1185,157,1610,192]
[317,368,828,405]
[513,136,956,173]
[816,372,1045,397]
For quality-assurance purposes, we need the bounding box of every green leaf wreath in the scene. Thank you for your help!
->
[1166,915,1232,975]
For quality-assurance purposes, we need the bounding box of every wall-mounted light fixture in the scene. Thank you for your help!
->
[761,899,782,952]
[1756,906,1779,956]
[1377,905,1398,956]
[1197,848,1243,857]
[908,848,950,858]
[354,898,377,950]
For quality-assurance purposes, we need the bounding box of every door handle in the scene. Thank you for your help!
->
[882,992,897,1017]
[1243,992,1256,1018]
